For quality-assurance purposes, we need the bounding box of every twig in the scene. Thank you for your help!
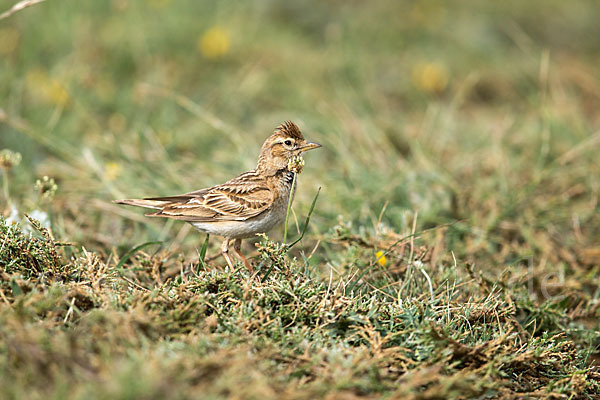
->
[0,0,47,21]
[63,297,76,323]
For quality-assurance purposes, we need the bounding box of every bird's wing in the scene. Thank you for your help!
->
[144,171,274,222]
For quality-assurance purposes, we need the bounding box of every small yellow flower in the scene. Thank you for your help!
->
[105,162,123,181]
[198,27,231,60]
[0,27,19,55]
[25,68,70,107]
[376,251,387,267]
[47,81,69,106]
[412,62,448,94]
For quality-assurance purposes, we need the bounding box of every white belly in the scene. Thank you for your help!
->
[190,194,290,239]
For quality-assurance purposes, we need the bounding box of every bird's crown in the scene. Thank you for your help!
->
[276,121,305,140]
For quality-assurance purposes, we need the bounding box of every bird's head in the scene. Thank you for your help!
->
[257,121,321,175]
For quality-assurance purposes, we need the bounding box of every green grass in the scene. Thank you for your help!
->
[1,0,600,398]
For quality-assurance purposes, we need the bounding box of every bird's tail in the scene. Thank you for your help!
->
[113,198,167,210]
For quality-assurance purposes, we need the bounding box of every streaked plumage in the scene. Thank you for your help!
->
[115,121,321,271]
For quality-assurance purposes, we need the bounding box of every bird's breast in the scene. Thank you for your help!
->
[275,171,297,204]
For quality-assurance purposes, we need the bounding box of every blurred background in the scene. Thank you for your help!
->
[1,0,599,266]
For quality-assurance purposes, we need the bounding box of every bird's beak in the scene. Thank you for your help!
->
[298,141,322,152]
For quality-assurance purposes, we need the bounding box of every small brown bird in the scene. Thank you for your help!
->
[115,121,321,271]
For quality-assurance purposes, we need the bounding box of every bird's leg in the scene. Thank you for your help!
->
[233,238,253,273]
[221,239,235,269]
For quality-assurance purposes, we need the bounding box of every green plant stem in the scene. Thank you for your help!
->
[287,187,320,249]
[283,172,297,245]
[197,234,210,273]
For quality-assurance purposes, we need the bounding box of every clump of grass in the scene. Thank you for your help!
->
[0,216,67,281]
[2,214,598,397]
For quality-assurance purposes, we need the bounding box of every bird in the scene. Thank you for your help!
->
[114,121,321,272]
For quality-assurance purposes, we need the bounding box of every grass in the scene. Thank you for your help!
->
[1,0,600,398]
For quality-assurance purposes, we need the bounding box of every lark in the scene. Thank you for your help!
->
[115,121,321,272]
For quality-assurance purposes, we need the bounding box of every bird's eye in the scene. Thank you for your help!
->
[284,140,293,147]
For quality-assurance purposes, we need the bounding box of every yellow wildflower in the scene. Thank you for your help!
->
[198,27,230,60]
[376,251,387,267]
[25,68,70,107]
[412,62,448,94]
[105,162,123,181]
